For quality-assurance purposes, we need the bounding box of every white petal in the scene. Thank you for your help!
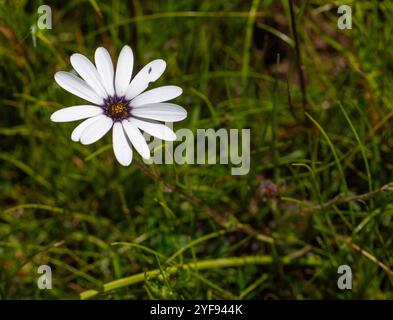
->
[70,53,108,98]
[71,115,105,142]
[115,45,134,96]
[131,86,182,107]
[122,120,150,159]
[55,71,103,105]
[112,122,133,166]
[80,116,113,145]
[125,59,166,100]
[95,47,115,96]
[131,103,187,122]
[50,106,102,122]
[128,118,177,141]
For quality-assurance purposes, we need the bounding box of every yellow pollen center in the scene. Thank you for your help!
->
[108,102,127,119]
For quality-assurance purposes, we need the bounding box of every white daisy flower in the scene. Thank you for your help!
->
[51,45,187,166]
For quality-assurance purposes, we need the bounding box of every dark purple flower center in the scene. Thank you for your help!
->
[102,95,132,121]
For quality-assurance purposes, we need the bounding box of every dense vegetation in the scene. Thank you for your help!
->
[0,0,392,299]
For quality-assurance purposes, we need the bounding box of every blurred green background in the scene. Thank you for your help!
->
[0,0,392,299]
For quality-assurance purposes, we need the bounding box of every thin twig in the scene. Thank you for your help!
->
[343,238,393,277]
[286,182,393,214]
[134,159,274,244]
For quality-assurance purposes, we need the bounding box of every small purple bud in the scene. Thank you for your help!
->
[259,180,278,198]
